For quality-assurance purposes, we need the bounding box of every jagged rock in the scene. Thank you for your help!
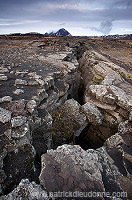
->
[0,149,7,189]
[11,116,27,127]
[81,102,104,125]
[0,107,11,123]
[79,49,132,147]
[109,85,132,112]
[40,121,131,199]
[79,50,132,113]
[26,100,37,113]
[13,89,24,95]
[36,89,48,103]
[1,96,12,102]
[44,76,54,87]
[0,68,9,73]
[37,79,45,86]
[28,80,39,86]
[32,110,52,159]
[39,145,105,195]
[15,70,29,76]
[8,99,26,116]
[0,179,49,200]
[129,112,132,121]
[11,122,30,139]
[0,74,8,81]
[2,144,36,193]
[51,99,88,148]
[118,120,132,134]
[15,79,27,85]
[3,129,12,140]
[62,61,77,72]
[64,99,88,130]
[0,170,6,185]
[77,122,117,149]
[103,121,132,200]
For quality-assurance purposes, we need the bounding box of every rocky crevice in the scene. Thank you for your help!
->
[0,38,132,199]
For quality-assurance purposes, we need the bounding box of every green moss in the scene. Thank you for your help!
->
[119,71,132,79]
[51,105,80,147]
[92,78,102,84]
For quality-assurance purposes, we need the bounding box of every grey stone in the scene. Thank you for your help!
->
[81,102,104,125]
[28,80,39,85]
[39,145,104,194]
[44,76,54,87]
[11,122,29,138]
[1,96,12,102]
[37,89,48,102]
[64,99,87,129]
[110,85,132,111]
[129,111,132,121]
[11,116,27,127]
[32,110,52,158]
[15,70,28,76]
[0,68,9,73]
[0,179,49,200]
[51,99,88,148]
[26,100,37,113]
[0,74,8,81]
[0,107,11,123]
[13,89,24,95]
[15,79,27,85]
[89,85,108,101]
[4,129,12,140]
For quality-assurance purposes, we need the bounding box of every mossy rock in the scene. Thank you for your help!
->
[51,104,80,148]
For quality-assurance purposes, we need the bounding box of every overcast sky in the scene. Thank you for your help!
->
[0,0,132,36]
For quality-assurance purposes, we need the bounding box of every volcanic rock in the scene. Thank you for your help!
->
[40,120,131,199]
[0,108,11,123]
[0,179,49,200]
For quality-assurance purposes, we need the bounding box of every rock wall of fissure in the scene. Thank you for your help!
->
[0,40,81,194]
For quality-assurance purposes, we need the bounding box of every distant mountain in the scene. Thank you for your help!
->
[93,34,132,39]
[55,28,72,36]
[44,28,72,37]
[1,29,71,37]
[8,32,44,37]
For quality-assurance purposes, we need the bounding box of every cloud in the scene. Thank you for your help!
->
[0,20,42,26]
[110,0,132,8]
[0,0,132,35]
[39,3,82,14]
[91,20,113,35]
[59,23,66,26]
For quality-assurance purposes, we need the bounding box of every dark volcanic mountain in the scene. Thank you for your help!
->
[55,28,72,36]
[45,28,72,36]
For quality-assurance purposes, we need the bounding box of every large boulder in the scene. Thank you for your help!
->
[39,145,105,197]
[51,99,88,148]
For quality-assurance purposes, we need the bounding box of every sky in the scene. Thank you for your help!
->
[0,0,132,36]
